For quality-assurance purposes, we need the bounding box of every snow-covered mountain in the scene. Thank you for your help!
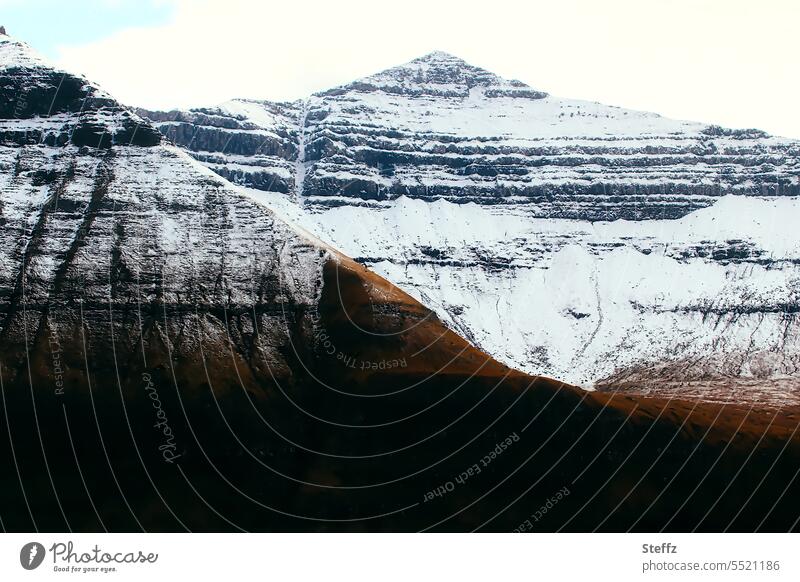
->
[0,31,545,530]
[3,31,800,533]
[141,52,800,405]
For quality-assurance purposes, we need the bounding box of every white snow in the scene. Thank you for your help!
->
[0,35,51,71]
[323,90,706,139]
[217,99,294,133]
[243,190,800,386]
[293,99,309,203]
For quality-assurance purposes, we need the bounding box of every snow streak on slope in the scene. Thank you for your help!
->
[293,99,309,203]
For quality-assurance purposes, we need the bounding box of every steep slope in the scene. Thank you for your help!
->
[2,34,800,533]
[140,52,800,403]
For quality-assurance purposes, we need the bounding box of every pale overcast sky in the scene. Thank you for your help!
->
[3,0,799,138]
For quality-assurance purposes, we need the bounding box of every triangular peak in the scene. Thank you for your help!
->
[408,50,469,64]
[319,51,548,100]
[0,31,53,72]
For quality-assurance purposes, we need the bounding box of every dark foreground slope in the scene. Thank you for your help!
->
[2,249,799,532]
[1,34,799,532]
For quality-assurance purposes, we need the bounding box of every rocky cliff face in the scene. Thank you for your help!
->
[0,36,323,380]
[140,52,800,403]
[141,51,799,220]
[141,100,299,194]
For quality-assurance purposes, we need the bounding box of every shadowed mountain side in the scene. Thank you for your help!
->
[1,253,798,532]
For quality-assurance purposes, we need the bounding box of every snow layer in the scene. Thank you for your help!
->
[249,190,800,386]
[0,34,51,70]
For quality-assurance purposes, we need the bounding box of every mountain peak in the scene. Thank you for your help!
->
[319,51,548,100]
[0,32,51,71]
[0,31,161,147]
[410,50,467,64]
